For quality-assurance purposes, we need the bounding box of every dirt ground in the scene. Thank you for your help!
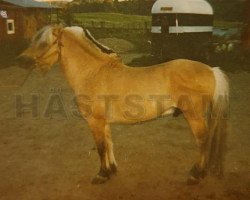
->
[0,54,249,200]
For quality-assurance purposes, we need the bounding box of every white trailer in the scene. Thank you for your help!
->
[151,0,214,60]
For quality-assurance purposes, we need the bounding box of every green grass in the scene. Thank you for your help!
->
[214,20,242,28]
[74,12,151,25]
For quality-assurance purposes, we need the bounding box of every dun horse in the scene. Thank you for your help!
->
[18,25,229,185]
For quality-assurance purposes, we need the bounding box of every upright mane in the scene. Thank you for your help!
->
[63,26,121,67]
[64,26,118,58]
[83,29,115,55]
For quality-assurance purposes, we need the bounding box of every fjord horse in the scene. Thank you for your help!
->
[18,26,229,185]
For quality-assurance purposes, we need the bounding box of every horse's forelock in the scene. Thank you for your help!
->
[32,26,53,47]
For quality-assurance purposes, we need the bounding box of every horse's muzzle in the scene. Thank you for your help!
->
[16,55,36,69]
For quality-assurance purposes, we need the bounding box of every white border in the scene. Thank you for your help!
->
[6,19,15,35]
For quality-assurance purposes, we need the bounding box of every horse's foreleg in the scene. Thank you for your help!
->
[105,124,118,174]
[87,118,117,184]
[184,118,208,185]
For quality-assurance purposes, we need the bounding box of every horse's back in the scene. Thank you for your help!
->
[131,58,215,94]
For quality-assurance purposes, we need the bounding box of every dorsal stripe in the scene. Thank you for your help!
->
[83,29,114,55]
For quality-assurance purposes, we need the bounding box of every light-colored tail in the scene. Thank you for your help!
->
[206,67,229,176]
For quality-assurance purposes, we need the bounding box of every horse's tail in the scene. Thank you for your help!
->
[206,67,229,176]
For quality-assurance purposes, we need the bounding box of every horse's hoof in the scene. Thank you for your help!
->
[110,164,118,175]
[187,176,200,185]
[91,174,109,184]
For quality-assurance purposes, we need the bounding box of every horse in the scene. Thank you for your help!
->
[17,25,229,185]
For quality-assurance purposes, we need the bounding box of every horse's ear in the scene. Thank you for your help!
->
[52,24,64,37]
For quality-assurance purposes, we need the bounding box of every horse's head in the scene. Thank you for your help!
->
[17,25,63,71]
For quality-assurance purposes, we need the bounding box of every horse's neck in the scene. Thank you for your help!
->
[59,33,114,94]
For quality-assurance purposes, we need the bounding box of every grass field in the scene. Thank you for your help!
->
[74,12,151,26]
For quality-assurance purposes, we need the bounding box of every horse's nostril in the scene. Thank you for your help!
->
[16,55,36,69]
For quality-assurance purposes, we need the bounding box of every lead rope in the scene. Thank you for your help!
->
[57,29,64,63]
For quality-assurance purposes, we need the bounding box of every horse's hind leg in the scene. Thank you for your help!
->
[183,116,208,185]
[177,94,209,184]
[87,118,117,184]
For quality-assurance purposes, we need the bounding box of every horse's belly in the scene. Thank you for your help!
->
[107,100,176,124]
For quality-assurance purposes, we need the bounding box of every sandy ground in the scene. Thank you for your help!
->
[0,55,249,200]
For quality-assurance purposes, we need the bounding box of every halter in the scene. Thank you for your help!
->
[34,28,64,65]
